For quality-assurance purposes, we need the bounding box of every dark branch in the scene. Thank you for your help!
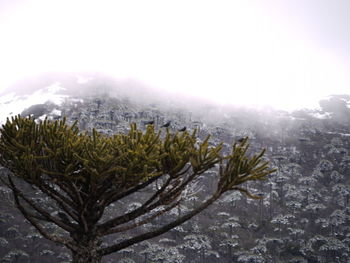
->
[102,174,162,207]
[98,171,196,234]
[104,201,180,235]
[7,175,77,252]
[6,176,77,232]
[35,182,79,222]
[98,191,221,256]
[97,175,174,233]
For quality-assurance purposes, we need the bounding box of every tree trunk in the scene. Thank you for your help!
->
[72,251,102,263]
[71,236,102,263]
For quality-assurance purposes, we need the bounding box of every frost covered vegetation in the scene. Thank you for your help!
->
[0,88,350,262]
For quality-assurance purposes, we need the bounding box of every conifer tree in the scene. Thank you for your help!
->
[0,116,275,263]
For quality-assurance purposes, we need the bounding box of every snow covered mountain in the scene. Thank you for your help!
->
[0,82,67,124]
[1,72,350,129]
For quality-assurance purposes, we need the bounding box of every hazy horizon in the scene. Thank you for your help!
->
[0,0,349,110]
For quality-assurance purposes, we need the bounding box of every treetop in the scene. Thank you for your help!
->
[0,115,274,198]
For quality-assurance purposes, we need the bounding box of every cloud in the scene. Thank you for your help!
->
[0,0,349,110]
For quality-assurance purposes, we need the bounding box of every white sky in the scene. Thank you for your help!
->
[0,0,349,110]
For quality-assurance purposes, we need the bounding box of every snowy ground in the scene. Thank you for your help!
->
[0,83,67,125]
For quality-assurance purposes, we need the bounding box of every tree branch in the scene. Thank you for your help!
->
[103,201,180,236]
[39,167,81,206]
[7,175,77,252]
[98,191,221,256]
[98,170,196,233]
[97,175,174,233]
[101,174,162,207]
[71,182,89,233]
[6,175,77,232]
[35,182,79,222]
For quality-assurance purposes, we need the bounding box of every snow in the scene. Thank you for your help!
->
[38,114,47,121]
[309,111,332,119]
[0,83,67,125]
[50,109,62,116]
[327,131,350,137]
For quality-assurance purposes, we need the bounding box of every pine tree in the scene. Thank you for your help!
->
[0,116,275,263]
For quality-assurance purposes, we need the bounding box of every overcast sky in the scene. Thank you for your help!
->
[0,0,349,110]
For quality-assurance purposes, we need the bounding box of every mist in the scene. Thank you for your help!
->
[0,0,350,111]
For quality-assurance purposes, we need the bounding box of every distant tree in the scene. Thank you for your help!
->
[0,116,274,263]
[140,242,184,263]
[2,248,29,263]
[180,234,211,262]
[236,251,265,263]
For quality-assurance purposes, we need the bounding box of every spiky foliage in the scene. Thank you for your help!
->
[0,116,275,263]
